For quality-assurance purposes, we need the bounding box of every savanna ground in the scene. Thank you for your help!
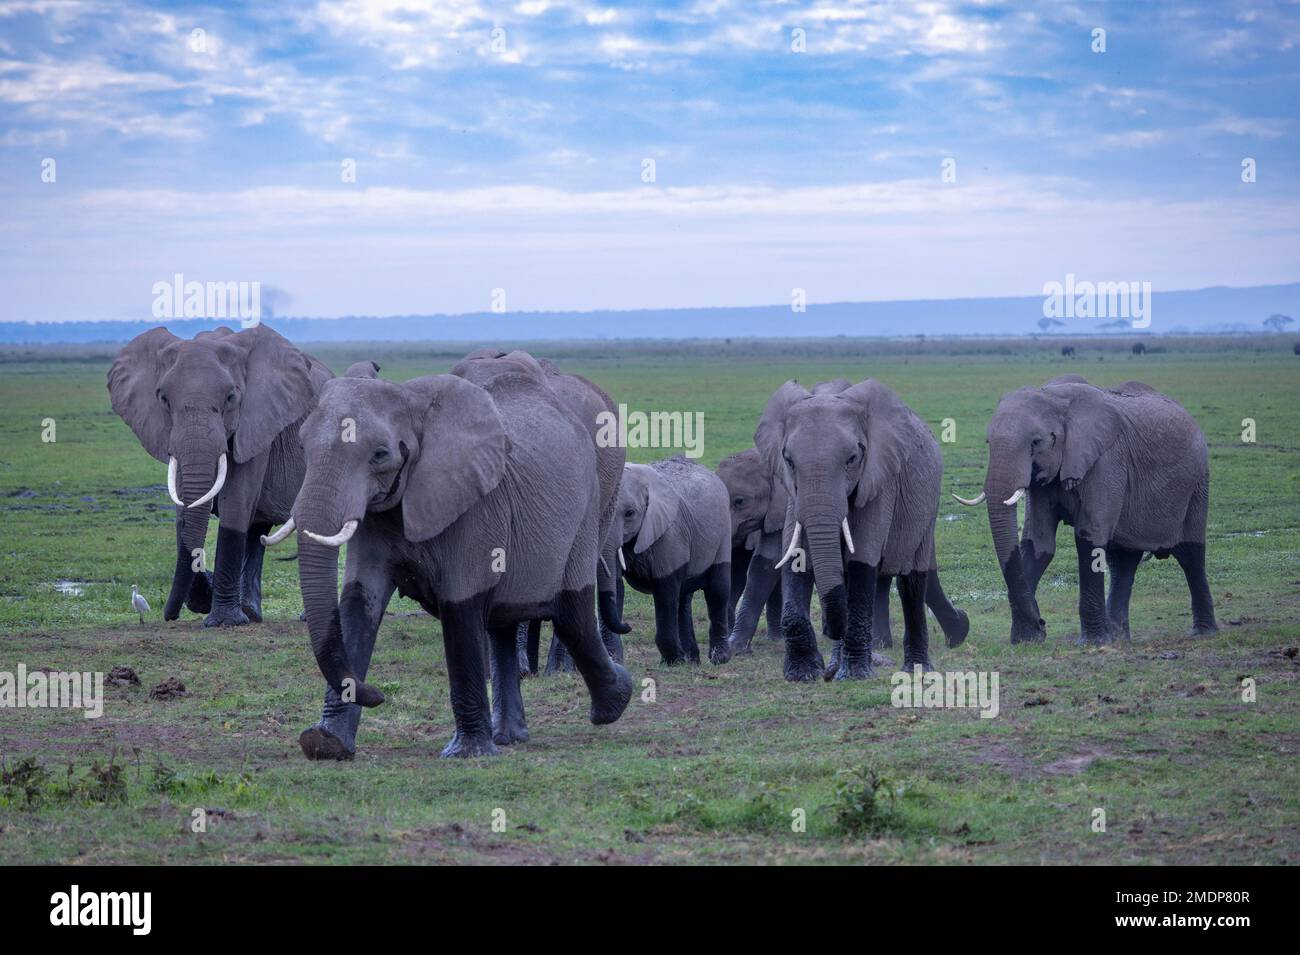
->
[1,335,1297,864]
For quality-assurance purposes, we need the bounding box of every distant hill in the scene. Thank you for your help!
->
[2,282,1297,344]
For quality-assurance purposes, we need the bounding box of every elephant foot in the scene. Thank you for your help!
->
[440,731,500,759]
[204,603,250,628]
[708,639,732,665]
[601,629,625,664]
[1010,617,1046,644]
[544,642,577,675]
[492,719,530,746]
[1107,617,1131,643]
[727,634,754,657]
[299,724,355,761]
[516,647,535,677]
[588,663,633,726]
[1076,624,1112,646]
[186,571,214,614]
[832,641,874,680]
[1190,619,1219,636]
[902,653,935,672]
[241,601,263,624]
[944,610,970,649]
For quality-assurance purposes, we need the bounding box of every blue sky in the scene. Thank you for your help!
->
[1,0,1298,321]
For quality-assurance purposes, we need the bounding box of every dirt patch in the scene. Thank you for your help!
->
[149,677,188,701]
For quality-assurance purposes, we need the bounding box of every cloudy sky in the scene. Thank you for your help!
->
[1,0,1298,322]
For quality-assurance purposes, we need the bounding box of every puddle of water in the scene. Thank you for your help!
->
[54,580,86,596]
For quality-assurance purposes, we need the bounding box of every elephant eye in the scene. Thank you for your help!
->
[624,507,635,518]
[372,447,390,463]
[782,450,793,468]
[157,391,170,409]
[732,496,745,509]
[226,391,237,404]
[1031,436,1043,448]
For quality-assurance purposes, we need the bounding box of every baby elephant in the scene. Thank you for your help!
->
[614,456,731,665]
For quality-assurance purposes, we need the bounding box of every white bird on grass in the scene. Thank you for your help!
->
[131,585,150,624]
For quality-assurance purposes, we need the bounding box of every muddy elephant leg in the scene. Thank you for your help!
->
[438,599,497,758]
[1172,542,1218,635]
[1105,546,1143,642]
[551,586,633,725]
[925,569,970,649]
[898,570,933,671]
[240,522,271,623]
[599,576,626,663]
[544,616,579,674]
[652,574,687,664]
[781,563,824,682]
[831,561,876,680]
[728,553,778,655]
[299,570,395,761]
[513,621,535,676]
[490,624,529,745]
[677,592,701,663]
[1021,537,1056,599]
[205,524,250,627]
[165,518,206,620]
[764,580,782,639]
[1074,532,1111,645]
[872,573,894,649]
[703,561,732,664]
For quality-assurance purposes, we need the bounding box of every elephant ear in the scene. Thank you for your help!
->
[107,326,181,463]
[837,379,908,507]
[1059,385,1123,487]
[755,380,810,490]
[344,360,381,379]
[401,375,510,543]
[763,474,788,535]
[629,464,680,554]
[232,325,320,463]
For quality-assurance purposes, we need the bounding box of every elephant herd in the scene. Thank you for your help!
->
[109,326,1219,761]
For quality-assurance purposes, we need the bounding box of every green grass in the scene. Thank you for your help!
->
[1,336,1298,863]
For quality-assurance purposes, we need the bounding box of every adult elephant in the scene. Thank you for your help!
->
[107,324,331,626]
[718,443,969,658]
[268,363,633,759]
[951,375,1217,644]
[755,378,969,681]
[448,349,629,673]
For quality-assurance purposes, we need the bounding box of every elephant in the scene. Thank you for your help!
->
[613,457,732,665]
[951,375,1217,645]
[448,349,629,674]
[107,324,332,627]
[754,377,970,682]
[718,443,970,658]
[271,359,634,760]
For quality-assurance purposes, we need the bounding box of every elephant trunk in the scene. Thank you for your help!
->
[162,456,217,619]
[597,525,630,634]
[800,491,847,640]
[984,443,1043,642]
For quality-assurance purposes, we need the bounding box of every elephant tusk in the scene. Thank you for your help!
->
[303,520,359,548]
[187,453,227,509]
[1003,488,1026,507]
[951,491,986,507]
[617,546,627,571]
[260,517,296,547]
[166,457,184,506]
[841,517,855,554]
[774,521,803,569]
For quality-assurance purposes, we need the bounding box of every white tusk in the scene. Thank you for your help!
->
[951,491,986,507]
[166,457,183,506]
[617,546,627,571]
[260,517,296,547]
[303,519,358,548]
[187,453,227,509]
[841,517,855,554]
[1003,488,1026,507]
[774,521,803,569]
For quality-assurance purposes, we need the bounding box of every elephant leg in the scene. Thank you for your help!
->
[528,618,543,672]
[204,524,250,627]
[490,624,529,745]
[872,573,894,649]
[651,575,687,664]
[239,522,271,623]
[925,568,970,649]
[513,621,534,676]
[1105,546,1143,642]
[728,548,751,633]
[544,618,578,675]
[299,569,395,761]
[898,570,933,672]
[551,585,633,726]
[727,553,778,655]
[764,579,782,639]
[165,518,199,620]
[1074,532,1111,645]
[1172,542,1218,635]
[780,563,824,682]
[1021,537,1055,598]
[703,561,732,664]
[438,599,498,758]
[677,593,701,663]
[831,561,876,680]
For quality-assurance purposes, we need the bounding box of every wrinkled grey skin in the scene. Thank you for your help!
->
[614,457,732,665]
[966,375,1217,645]
[449,349,629,674]
[717,444,969,658]
[755,378,969,682]
[107,324,331,627]
[290,361,633,760]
